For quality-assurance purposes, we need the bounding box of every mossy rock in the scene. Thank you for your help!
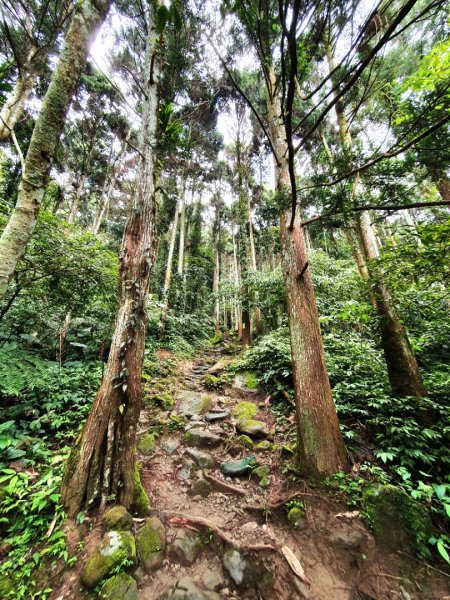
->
[138,432,157,456]
[81,531,136,589]
[169,529,203,565]
[136,516,166,572]
[104,506,133,531]
[239,435,254,449]
[236,419,269,439]
[211,332,224,345]
[153,393,174,411]
[287,507,305,527]
[178,391,213,416]
[100,573,138,600]
[362,484,433,552]
[254,441,272,452]
[252,465,270,479]
[207,357,232,375]
[203,374,222,390]
[232,402,258,421]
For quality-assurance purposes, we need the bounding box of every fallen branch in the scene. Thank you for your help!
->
[203,472,247,496]
[161,510,311,587]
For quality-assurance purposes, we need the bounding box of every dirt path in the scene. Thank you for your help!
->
[133,347,446,600]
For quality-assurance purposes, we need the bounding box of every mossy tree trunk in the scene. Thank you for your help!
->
[61,7,162,517]
[0,0,112,302]
[267,67,348,477]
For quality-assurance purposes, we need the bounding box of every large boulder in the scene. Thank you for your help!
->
[136,516,166,572]
[100,573,138,600]
[178,391,213,416]
[104,506,133,532]
[81,531,136,588]
[362,484,433,551]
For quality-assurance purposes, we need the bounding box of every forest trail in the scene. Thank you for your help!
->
[113,343,445,600]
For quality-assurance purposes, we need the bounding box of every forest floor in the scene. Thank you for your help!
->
[53,343,449,600]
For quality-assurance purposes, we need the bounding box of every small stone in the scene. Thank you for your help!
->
[252,465,270,479]
[236,420,269,439]
[287,507,305,527]
[185,448,215,469]
[238,435,254,449]
[100,573,138,600]
[136,516,166,572]
[183,428,222,448]
[169,529,203,565]
[81,531,136,588]
[221,456,257,477]
[330,522,371,550]
[254,441,272,452]
[104,505,133,531]
[162,440,180,454]
[204,411,230,422]
[189,477,212,498]
[178,460,195,480]
[259,476,270,488]
[222,548,247,585]
[207,357,232,375]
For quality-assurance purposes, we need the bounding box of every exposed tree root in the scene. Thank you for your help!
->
[160,510,311,587]
[203,472,247,496]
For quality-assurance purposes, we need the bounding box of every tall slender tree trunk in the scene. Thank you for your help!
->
[247,194,262,335]
[61,8,161,516]
[267,67,347,476]
[0,0,112,302]
[0,47,39,140]
[324,36,428,403]
[358,211,427,400]
[160,188,182,334]
[232,225,242,337]
[213,225,221,337]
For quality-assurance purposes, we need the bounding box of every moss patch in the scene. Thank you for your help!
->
[100,573,138,600]
[232,401,258,421]
[136,516,166,572]
[153,392,174,411]
[245,371,258,389]
[138,432,157,456]
[130,464,150,516]
[239,434,254,449]
[236,419,269,438]
[362,484,433,553]
[104,506,133,531]
[81,531,136,589]
[287,507,305,527]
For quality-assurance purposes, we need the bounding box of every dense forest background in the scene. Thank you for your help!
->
[0,0,449,598]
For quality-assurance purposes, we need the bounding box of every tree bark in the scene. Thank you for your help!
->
[212,208,221,337]
[357,211,428,399]
[0,46,39,140]
[267,67,347,476]
[0,0,112,302]
[160,187,182,334]
[61,7,161,516]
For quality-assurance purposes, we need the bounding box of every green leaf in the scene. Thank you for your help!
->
[437,539,450,564]
[155,5,170,34]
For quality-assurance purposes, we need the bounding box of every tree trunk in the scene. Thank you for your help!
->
[267,67,347,476]
[177,188,186,277]
[232,225,242,337]
[0,0,112,302]
[0,47,39,140]
[358,211,428,400]
[247,194,262,335]
[212,214,221,337]
[160,189,182,334]
[61,8,161,517]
